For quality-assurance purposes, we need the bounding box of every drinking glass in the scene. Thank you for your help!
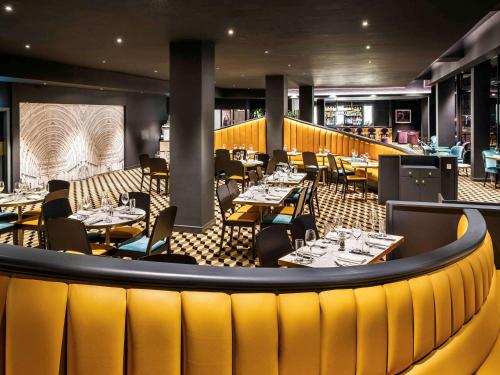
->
[294,238,305,261]
[249,144,253,151]
[14,182,21,199]
[333,214,343,236]
[362,232,372,255]
[222,143,226,149]
[323,223,333,241]
[129,198,136,214]
[82,194,91,211]
[305,229,316,257]
[121,192,130,211]
[378,218,387,238]
[292,146,297,153]
[105,206,113,223]
[233,144,237,150]
[0,181,4,193]
[352,220,362,250]
[241,144,245,150]
[319,147,323,154]
[369,209,378,236]
[283,144,288,151]
[247,181,255,190]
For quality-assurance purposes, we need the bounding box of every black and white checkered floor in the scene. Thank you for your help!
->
[1,168,499,267]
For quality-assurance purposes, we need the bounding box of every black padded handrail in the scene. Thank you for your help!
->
[0,209,486,292]
[284,116,415,155]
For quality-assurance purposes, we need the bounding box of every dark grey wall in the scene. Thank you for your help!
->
[0,83,10,107]
[392,100,422,141]
[265,75,287,152]
[10,83,167,182]
[437,77,457,147]
[421,97,430,140]
[429,86,437,137]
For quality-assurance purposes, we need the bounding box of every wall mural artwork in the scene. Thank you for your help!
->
[20,103,124,183]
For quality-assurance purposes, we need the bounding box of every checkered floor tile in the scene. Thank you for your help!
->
[1,167,499,267]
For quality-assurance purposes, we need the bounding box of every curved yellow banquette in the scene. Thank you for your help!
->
[214,117,267,153]
[0,208,497,374]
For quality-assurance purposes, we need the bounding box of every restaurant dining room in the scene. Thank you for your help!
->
[0,1,500,374]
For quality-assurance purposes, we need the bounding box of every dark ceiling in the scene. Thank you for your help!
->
[0,0,498,89]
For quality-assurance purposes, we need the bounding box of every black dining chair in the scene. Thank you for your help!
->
[117,206,177,259]
[255,153,270,171]
[45,217,114,256]
[149,158,169,196]
[226,180,259,214]
[255,225,293,267]
[327,154,354,192]
[266,157,278,175]
[139,253,198,265]
[215,150,231,185]
[48,179,70,192]
[225,160,249,192]
[291,214,319,244]
[248,170,258,184]
[139,154,151,191]
[273,149,289,165]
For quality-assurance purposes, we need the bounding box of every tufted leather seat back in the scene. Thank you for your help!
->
[0,216,499,375]
[215,118,266,153]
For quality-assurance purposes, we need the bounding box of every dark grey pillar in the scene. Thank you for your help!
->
[265,75,287,153]
[169,40,215,233]
[421,97,429,140]
[299,85,314,123]
[436,77,456,147]
[471,60,491,180]
[317,98,325,126]
[429,86,436,137]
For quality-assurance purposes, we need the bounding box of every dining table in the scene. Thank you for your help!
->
[0,191,48,245]
[241,159,263,174]
[278,231,404,268]
[232,185,293,220]
[69,206,146,246]
[340,157,379,178]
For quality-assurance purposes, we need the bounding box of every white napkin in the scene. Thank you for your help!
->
[310,247,326,257]
[336,253,367,264]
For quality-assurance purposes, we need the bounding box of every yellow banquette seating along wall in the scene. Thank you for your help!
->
[214,117,266,153]
[0,213,499,375]
[283,117,411,182]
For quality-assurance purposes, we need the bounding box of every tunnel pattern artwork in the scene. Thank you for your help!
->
[20,103,124,183]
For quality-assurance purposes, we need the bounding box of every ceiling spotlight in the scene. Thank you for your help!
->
[99,87,104,91]
[366,45,371,50]
[329,94,337,98]
[116,37,123,44]
[368,60,372,64]
[288,64,292,67]
[42,82,47,86]
[102,60,106,64]
[154,70,158,73]
[264,50,270,54]
[227,28,234,36]
[4,4,13,12]
[370,94,377,97]
[362,20,369,27]
[24,44,30,49]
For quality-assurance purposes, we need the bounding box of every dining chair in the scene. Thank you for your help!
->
[45,217,114,256]
[255,153,270,171]
[482,150,499,188]
[139,154,151,191]
[302,151,322,180]
[226,180,259,213]
[255,225,293,267]
[327,154,354,192]
[290,214,319,244]
[256,165,264,180]
[272,149,289,165]
[139,253,198,265]
[339,159,367,200]
[216,184,259,253]
[116,206,177,259]
[266,157,278,175]
[48,179,70,192]
[248,170,258,184]
[149,157,169,196]
[16,190,71,248]
[459,150,471,176]
[225,160,249,192]
[106,192,150,244]
[215,150,231,185]
[260,187,307,229]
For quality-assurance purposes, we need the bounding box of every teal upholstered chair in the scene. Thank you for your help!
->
[482,150,499,188]
[117,206,177,258]
[449,145,464,162]
[261,187,307,229]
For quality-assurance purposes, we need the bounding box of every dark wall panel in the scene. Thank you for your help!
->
[421,97,430,140]
[0,83,10,108]
[437,77,457,147]
[392,100,422,141]
[10,83,167,182]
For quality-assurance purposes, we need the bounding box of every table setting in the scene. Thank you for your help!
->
[279,210,404,268]
[265,170,307,185]
[233,184,292,206]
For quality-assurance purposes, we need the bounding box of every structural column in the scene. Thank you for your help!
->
[169,40,215,233]
[436,77,456,147]
[299,85,314,123]
[471,60,491,180]
[265,75,288,153]
[316,98,325,125]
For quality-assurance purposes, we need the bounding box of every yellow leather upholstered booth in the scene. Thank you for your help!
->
[283,117,411,183]
[214,118,266,153]
[0,210,498,374]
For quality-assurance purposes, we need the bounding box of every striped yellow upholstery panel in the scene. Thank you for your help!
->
[0,217,498,375]
[215,118,266,153]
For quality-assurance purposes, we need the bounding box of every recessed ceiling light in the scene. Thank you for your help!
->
[154,70,158,73]
[42,82,47,86]
[371,94,377,97]
[329,94,337,98]
[216,66,220,70]
[24,44,30,49]
[288,64,292,67]
[368,60,372,64]
[362,20,369,27]
[227,28,234,36]
[366,45,371,50]
[4,4,13,12]
[264,50,269,54]
[102,60,106,64]
[99,88,104,91]
[116,37,123,44]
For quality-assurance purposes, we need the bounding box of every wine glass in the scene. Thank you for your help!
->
[333,214,344,237]
[369,209,378,236]
[352,220,362,250]
[323,222,333,241]
[121,192,130,211]
[0,181,4,194]
[305,229,316,259]
[13,182,21,199]
[82,194,91,211]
